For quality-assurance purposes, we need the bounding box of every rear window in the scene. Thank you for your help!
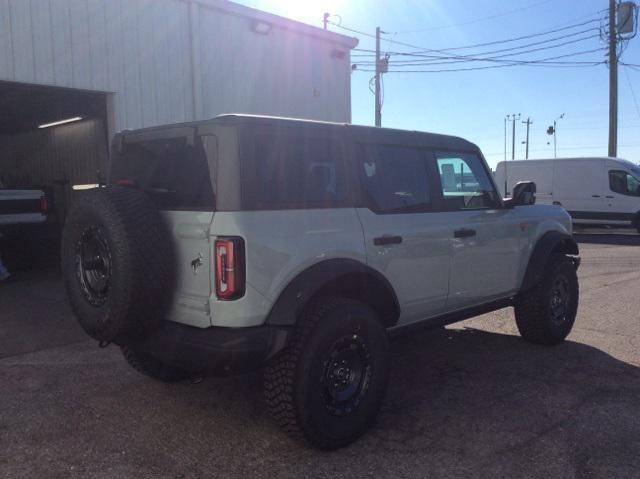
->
[110,136,215,211]
[243,133,346,209]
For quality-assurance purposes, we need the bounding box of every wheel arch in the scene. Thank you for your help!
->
[519,230,579,293]
[265,259,401,328]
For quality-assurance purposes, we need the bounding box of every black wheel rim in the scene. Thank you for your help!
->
[75,226,112,306]
[550,275,570,325]
[320,334,372,416]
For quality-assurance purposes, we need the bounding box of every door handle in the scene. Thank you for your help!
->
[605,195,614,199]
[591,195,601,198]
[454,228,477,238]
[373,235,403,246]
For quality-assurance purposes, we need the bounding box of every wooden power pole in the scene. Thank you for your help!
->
[375,27,382,127]
[608,0,618,157]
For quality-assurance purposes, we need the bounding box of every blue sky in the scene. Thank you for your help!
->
[236,0,640,168]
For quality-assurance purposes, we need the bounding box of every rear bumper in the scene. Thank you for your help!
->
[136,321,290,376]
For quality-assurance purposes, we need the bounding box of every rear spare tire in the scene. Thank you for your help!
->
[61,187,175,344]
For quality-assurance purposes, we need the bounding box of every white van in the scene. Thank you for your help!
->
[495,157,640,233]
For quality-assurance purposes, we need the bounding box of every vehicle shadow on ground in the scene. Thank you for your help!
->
[574,233,640,246]
[159,326,640,477]
[4,323,640,478]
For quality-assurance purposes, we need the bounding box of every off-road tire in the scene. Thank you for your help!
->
[515,254,579,345]
[264,297,390,450]
[121,345,189,383]
[61,187,175,344]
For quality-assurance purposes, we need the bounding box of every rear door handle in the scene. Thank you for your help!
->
[591,195,601,198]
[605,195,614,199]
[454,228,476,238]
[374,235,403,246]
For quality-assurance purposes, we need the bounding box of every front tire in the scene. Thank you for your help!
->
[264,297,390,449]
[515,254,579,345]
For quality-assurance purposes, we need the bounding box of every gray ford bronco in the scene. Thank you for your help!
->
[62,115,580,449]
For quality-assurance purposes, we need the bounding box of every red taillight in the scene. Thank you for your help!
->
[40,194,49,213]
[214,237,245,300]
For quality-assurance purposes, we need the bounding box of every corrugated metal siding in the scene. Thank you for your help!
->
[0,0,353,132]
[0,119,108,219]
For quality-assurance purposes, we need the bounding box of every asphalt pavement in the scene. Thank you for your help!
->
[1,231,639,478]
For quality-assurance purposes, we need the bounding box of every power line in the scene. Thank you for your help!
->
[624,66,640,121]
[393,0,556,33]
[353,34,603,67]
[362,18,603,55]
[354,49,605,73]
[352,28,599,64]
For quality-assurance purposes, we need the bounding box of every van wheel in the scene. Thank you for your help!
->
[121,345,189,383]
[515,254,579,345]
[264,297,390,450]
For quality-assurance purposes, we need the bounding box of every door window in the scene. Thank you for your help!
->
[435,153,499,209]
[609,170,640,197]
[360,145,431,214]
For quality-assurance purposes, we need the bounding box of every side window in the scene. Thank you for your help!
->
[248,134,345,209]
[435,152,499,210]
[360,144,431,214]
[609,170,640,197]
[111,136,215,211]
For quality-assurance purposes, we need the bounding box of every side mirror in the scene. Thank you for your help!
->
[511,181,536,206]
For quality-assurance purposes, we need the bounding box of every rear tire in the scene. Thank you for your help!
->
[121,345,189,383]
[515,254,579,345]
[264,297,390,450]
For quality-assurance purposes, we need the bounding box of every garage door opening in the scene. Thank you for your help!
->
[0,81,110,225]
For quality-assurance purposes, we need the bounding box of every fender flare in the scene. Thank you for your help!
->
[265,258,400,327]
[520,230,579,293]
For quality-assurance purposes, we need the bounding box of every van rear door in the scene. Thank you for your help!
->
[111,130,216,328]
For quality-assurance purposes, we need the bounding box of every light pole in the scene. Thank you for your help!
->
[547,113,565,158]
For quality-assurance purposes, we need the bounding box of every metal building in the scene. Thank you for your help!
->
[0,0,357,220]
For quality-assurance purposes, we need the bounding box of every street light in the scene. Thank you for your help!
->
[547,113,565,158]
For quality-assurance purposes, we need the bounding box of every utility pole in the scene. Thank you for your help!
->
[608,0,618,157]
[522,117,533,159]
[323,13,329,30]
[503,116,508,162]
[509,113,521,160]
[503,115,509,196]
[375,27,382,127]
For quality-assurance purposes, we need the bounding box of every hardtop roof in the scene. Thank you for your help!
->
[117,114,479,153]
